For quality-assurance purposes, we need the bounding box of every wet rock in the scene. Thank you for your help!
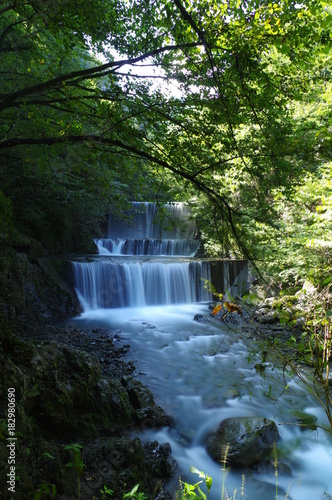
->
[0,325,174,498]
[222,312,243,325]
[255,460,292,476]
[206,416,279,467]
[292,316,306,332]
[254,305,271,318]
[79,437,175,499]
[122,376,172,428]
[193,314,209,323]
[0,245,78,322]
[142,322,156,329]
[256,312,278,324]
[145,441,176,477]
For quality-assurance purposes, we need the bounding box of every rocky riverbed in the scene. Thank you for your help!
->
[1,319,177,499]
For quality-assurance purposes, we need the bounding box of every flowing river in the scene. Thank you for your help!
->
[68,203,332,499]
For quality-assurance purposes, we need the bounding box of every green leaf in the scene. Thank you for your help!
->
[123,484,140,498]
[205,475,212,492]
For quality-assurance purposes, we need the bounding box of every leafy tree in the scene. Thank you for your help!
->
[0,1,184,250]
[0,0,331,279]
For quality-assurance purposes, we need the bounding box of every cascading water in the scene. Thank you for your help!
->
[94,238,200,257]
[71,259,211,308]
[71,202,217,310]
[94,202,200,256]
[69,202,332,499]
[106,201,197,240]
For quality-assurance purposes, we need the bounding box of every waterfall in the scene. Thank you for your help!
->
[71,259,211,309]
[95,202,199,256]
[94,238,200,257]
[71,202,247,310]
[107,202,196,240]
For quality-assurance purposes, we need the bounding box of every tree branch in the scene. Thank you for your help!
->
[0,42,201,111]
[0,3,16,15]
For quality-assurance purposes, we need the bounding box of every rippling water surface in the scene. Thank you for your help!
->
[72,303,332,500]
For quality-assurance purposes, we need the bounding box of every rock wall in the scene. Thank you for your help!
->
[0,243,77,322]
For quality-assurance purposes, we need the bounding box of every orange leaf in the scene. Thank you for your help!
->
[211,303,222,316]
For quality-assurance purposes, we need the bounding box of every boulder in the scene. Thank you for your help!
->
[193,314,209,323]
[121,376,172,428]
[206,416,279,467]
[257,312,278,324]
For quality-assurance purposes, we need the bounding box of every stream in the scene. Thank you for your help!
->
[68,203,332,499]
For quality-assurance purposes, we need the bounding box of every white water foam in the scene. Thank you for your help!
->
[71,304,332,500]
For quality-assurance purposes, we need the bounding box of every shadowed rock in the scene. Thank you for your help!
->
[206,416,279,467]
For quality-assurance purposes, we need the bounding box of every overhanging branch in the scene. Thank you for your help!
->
[0,42,202,111]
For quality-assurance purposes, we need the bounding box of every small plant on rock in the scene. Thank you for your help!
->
[177,466,212,499]
[100,484,114,498]
[123,483,148,499]
[64,443,86,500]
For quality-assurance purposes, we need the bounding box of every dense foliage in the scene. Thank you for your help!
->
[1,0,331,285]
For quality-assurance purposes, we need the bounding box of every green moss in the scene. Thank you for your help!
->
[272,295,298,310]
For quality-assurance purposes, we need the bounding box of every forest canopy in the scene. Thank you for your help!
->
[0,0,331,286]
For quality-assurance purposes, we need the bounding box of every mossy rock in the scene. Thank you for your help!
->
[0,333,135,439]
[272,295,298,310]
[206,416,279,467]
[122,376,172,428]
[80,438,175,499]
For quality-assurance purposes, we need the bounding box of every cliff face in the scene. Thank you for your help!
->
[0,244,77,322]
[0,245,174,499]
